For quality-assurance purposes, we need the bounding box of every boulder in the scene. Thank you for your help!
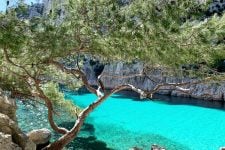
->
[0,112,36,150]
[0,95,17,121]
[27,128,51,145]
[0,132,22,150]
[0,92,36,150]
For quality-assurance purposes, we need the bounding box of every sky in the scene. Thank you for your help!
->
[0,0,40,12]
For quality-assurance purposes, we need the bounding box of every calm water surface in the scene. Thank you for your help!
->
[65,92,225,150]
[17,92,225,150]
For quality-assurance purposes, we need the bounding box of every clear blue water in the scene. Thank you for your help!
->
[16,92,225,150]
[63,92,225,150]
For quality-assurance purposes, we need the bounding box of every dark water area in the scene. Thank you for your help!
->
[107,89,225,111]
[71,86,225,111]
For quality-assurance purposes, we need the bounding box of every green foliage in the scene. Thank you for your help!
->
[42,82,82,117]
[59,0,224,68]
[0,0,225,115]
[44,65,83,89]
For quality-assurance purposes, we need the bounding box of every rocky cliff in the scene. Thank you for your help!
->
[83,59,225,101]
[0,89,36,150]
[13,0,225,20]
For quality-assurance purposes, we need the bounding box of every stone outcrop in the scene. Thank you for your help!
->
[0,93,17,122]
[16,0,225,21]
[27,3,44,18]
[207,0,225,15]
[0,132,22,150]
[83,59,225,101]
[0,90,36,150]
[27,128,51,145]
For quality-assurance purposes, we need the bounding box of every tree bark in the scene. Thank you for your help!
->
[35,81,68,135]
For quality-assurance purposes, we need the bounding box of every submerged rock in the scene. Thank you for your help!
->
[129,146,143,150]
[151,144,166,150]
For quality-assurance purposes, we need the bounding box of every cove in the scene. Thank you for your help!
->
[64,92,225,150]
[16,92,225,150]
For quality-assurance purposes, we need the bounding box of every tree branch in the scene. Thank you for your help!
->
[45,84,146,149]
[34,80,69,134]
[49,60,98,96]
[3,48,33,78]
[146,77,213,98]
[1,55,66,133]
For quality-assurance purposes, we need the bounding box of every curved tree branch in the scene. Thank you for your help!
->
[3,48,33,78]
[49,60,98,96]
[145,77,214,98]
[1,52,68,134]
[34,80,69,135]
[45,84,146,149]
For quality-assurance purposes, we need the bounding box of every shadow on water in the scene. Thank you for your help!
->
[112,90,225,111]
[65,85,225,111]
[153,94,225,110]
[54,122,114,150]
[111,94,147,101]
[67,136,114,150]
[58,122,95,134]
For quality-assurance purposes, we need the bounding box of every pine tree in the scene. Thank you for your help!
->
[0,0,225,149]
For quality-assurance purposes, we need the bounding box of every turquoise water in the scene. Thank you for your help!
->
[63,92,225,150]
[16,92,225,150]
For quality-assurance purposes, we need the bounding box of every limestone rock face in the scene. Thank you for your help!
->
[0,132,22,150]
[0,94,17,121]
[0,91,36,150]
[28,3,44,18]
[27,128,51,145]
[84,61,225,101]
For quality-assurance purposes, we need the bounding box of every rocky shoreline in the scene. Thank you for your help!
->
[0,90,36,150]
[83,59,225,101]
[0,89,52,150]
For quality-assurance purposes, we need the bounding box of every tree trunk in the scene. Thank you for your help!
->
[45,118,84,150]
[43,85,133,150]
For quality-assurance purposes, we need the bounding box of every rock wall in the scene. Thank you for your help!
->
[24,0,225,19]
[0,89,36,150]
[83,60,225,101]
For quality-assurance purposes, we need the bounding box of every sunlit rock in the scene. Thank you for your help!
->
[27,128,51,145]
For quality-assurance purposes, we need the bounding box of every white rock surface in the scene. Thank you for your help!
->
[84,60,225,101]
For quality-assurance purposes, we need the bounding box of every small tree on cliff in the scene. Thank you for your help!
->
[0,0,225,149]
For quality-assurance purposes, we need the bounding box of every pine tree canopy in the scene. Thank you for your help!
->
[0,0,225,112]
